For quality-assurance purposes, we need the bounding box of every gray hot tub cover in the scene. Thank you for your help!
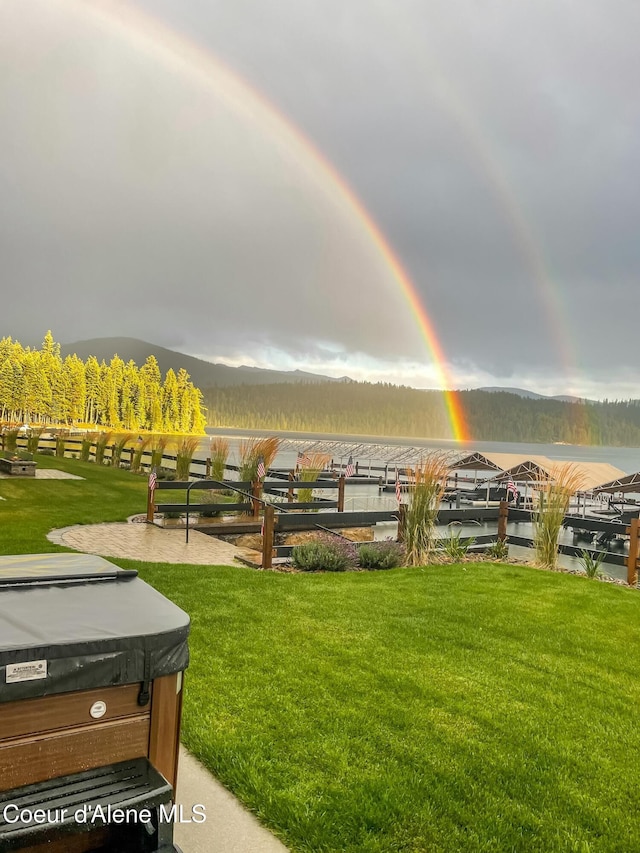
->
[0,554,190,702]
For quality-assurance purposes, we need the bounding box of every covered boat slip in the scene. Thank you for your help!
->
[0,553,189,852]
[278,439,626,489]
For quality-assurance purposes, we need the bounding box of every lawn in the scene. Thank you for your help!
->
[2,456,640,851]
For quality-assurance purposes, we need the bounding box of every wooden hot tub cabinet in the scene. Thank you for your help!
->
[0,554,189,852]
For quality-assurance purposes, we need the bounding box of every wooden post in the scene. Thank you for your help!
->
[251,481,261,518]
[627,518,640,586]
[337,474,345,512]
[288,470,295,502]
[262,504,276,570]
[498,500,508,541]
[397,503,407,542]
[206,457,211,477]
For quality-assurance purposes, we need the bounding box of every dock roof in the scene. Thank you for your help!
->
[591,470,640,494]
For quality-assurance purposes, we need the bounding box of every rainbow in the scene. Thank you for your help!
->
[68,0,471,441]
[371,8,580,393]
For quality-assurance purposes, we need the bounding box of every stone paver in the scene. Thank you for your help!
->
[35,468,84,479]
[47,522,257,564]
[0,469,84,480]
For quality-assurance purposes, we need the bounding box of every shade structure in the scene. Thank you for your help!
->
[592,470,640,495]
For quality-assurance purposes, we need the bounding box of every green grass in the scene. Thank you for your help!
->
[0,453,148,552]
[130,562,640,852]
[2,457,640,851]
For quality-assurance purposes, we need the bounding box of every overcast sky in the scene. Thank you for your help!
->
[1,0,639,398]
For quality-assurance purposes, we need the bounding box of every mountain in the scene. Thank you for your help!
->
[60,337,342,388]
[477,386,587,403]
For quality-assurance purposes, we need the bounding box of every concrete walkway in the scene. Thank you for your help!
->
[175,747,288,853]
[47,521,260,564]
[46,521,285,852]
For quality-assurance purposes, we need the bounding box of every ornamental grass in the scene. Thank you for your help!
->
[534,462,585,569]
[150,434,171,471]
[25,428,45,454]
[209,437,230,484]
[130,435,152,473]
[297,452,330,505]
[94,430,113,465]
[238,436,280,482]
[403,452,451,566]
[174,435,201,480]
[112,432,135,468]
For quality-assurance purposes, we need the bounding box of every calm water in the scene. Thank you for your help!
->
[203,427,640,473]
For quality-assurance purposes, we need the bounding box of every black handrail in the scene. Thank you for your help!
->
[183,479,354,544]
[185,479,296,543]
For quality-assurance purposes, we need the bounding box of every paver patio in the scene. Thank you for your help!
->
[47,521,259,564]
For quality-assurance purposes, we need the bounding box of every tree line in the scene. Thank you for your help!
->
[203,381,640,446]
[0,332,206,433]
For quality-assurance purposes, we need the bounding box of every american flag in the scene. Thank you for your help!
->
[148,470,157,493]
[506,474,519,500]
[296,451,309,470]
[345,455,355,478]
[257,457,266,479]
[395,476,402,504]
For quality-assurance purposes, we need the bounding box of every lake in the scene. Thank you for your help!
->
[203,427,640,473]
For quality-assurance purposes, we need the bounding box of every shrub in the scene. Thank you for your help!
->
[55,435,67,458]
[358,540,405,569]
[440,526,475,560]
[2,449,32,462]
[486,538,509,560]
[578,549,605,579]
[291,535,357,572]
[199,491,221,518]
[156,468,176,481]
[39,449,54,456]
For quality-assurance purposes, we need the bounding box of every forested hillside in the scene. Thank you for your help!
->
[204,382,640,446]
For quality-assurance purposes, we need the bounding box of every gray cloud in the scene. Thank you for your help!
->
[1,0,639,396]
